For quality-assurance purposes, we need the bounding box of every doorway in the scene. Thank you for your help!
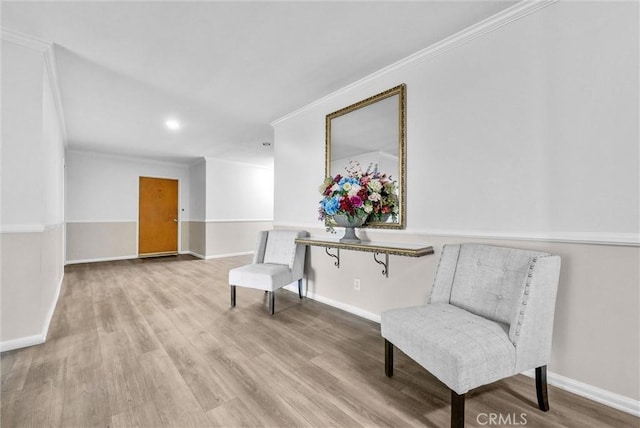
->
[138,177,179,257]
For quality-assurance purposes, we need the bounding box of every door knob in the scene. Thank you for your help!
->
[173,219,178,222]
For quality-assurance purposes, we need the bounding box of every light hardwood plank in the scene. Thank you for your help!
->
[1,254,637,428]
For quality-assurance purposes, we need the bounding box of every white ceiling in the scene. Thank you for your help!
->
[2,1,516,166]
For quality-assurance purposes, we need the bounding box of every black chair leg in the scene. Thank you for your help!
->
[451,391,465,428]
[230,285,236,307]
[384,339,393,377]
[536,365,550,411]
[298,279,303,298]
[268,291,275,315]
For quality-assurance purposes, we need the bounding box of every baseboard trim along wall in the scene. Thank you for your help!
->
[521,369,640,417]
[0,334,46,353]
[178,250,254,260]
[282,284,640,417]
[283,283,381,323]
[0,274,64,353]
[179,250,206,259]
[205,251,253,260]
[42,274,64,342]
[65,254,138,265]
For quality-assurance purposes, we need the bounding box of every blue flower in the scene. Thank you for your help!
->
[321,196,340,215]
[338,176,359,188]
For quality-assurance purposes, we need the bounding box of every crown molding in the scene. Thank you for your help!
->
[66,149,192,168]
[204,156,274,170]
[205,219,273,223]
[0,27,50,52]
[1,28,69,144]
[271,0,559,126]
[44,46,69,144]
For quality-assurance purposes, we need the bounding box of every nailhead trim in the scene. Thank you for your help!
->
[514,256,539,337]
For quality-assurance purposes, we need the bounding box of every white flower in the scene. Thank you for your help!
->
[368,193,381,202]
[368,180,382,193]
[331,183,340,192]
[347,184,361,197]
[364,204,373,213]
[342,183,352,192]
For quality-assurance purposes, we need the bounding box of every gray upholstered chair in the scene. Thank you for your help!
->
[228,229,309,315]
[381,243,561,428]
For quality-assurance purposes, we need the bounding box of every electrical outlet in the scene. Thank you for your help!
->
[354,278,361,291]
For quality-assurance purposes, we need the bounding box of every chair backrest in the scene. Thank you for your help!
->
[430,244,558,324]
[429,243,561,370]
[254,229,309,271]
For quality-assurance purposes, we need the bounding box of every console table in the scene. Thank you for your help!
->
[295,237,434,278]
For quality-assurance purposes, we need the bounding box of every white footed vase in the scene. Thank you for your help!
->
[332,214,368,243]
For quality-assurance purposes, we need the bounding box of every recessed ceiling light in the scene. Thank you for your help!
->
[165,118,181,131]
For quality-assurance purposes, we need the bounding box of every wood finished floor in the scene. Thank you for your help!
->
[1,255,637,428]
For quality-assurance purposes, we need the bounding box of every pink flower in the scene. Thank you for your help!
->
[350,195,363,208]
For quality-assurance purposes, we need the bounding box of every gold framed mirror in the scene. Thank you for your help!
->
[325,84,406,229]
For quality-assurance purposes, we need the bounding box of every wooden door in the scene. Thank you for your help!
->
[138,177,178,257]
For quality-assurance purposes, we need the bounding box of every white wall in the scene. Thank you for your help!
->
[1,40,43,227]
[66,150,190,223]
[205,157,273,221]
[65,150,191,262]
[189,158,206,221]
[65,153,274,260]
[275,2,639,243]
[273,0,639,409]
[40,51,66,338]
[42,69,65,228]
[1,38,65,349]
[203,157,273,257]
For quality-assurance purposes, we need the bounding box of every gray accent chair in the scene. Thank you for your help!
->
[381,243,561,428]
[228,230,309,315]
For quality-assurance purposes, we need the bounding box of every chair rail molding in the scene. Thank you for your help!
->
[274,222,640,247]
[0,223,64,233]
[410,229,640,247]
[0,224,47,233]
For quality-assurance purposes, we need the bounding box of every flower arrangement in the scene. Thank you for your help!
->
[318,161,398,232]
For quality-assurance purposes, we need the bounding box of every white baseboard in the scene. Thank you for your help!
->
[283,283,381,323]
[179,251,206,259]
[0,273,64,353]
[65,254,138,265]
[42,273,64,341]
[288,283,638,417]
[522,369,640,417]
[205,251,254,260]
[0,334,46,353]
[65,251,254,264]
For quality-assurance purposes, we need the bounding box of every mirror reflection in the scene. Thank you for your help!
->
[326,84,406,229]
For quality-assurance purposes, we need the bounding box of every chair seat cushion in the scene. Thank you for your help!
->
[381,303,516,394]
[228,263,294,291]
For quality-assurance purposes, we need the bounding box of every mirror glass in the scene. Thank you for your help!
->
[326,84,406,229]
